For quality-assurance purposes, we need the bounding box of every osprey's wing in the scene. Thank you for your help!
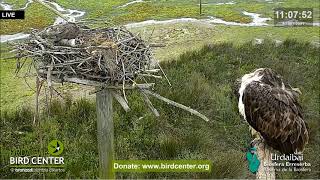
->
[242,81,308,154]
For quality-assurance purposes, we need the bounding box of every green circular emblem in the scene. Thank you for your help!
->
[48,140,64,156]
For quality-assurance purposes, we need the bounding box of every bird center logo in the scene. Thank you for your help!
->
[48,140,64,156]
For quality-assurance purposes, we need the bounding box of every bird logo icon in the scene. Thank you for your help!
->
[48,140,64,156]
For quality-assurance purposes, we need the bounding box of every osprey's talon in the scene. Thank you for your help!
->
[250,138,262,148]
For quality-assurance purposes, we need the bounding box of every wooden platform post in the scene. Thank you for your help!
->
[255,141,275,180]
[250,127,275,180]
[96,88,114,179]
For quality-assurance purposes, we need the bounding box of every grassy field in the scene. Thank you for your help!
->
[0,0,319,110]
[1,40,319,179]
[132,24,320,61]
[0,2,55,34]
[0,0,319,179]
[1,24,319,111]
[1,0,319,34]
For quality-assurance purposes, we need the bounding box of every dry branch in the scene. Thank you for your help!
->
[141,89,209,122]
[149,43,166,48]
[111,90,130,112]
[141,91,160,117]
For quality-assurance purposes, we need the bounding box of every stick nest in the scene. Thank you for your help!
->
[14,23,157,86]
[12,23,209,122]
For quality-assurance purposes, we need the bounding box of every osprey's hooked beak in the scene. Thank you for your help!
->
[291,88,302,99]
[292,88,302,95]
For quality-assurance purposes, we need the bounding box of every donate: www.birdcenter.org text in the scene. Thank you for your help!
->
[112,160,211,172]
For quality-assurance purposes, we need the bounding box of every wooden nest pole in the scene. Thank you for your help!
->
[250,128,275,180]
[255,142,275,180]
[96,88,114,179]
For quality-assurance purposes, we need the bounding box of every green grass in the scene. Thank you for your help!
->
[1,40,319,179]
[2,0,319,34]
[0,59,35,110]
[0,2,55,34]
[1,24,319,111]
[4,0,28,8]
[132,24,320,61]
[0,0,319,179]
[0,45,35,111]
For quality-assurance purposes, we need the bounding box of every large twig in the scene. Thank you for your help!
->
[111,90,130,112]
[40,74,155,89]
[141,89,209,122]
[141,91,160,117]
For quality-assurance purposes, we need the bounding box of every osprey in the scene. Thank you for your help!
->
[235,68,309,154]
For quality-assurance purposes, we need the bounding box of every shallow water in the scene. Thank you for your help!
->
[0,0,34,10]
[0,0,12,10]
[125,11,272,28]
[2,1,317,43]
[0,33,30,43]
[118,0,144,8]
[21,0,32,10]
[1,7,272,42]
[43,1,85,25]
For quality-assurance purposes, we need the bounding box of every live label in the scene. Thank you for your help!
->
[0,10,25,19]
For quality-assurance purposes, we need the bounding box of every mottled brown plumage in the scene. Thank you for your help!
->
[236,68,309,154]
[42,23,80,41]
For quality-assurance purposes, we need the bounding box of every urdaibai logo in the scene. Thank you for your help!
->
[48,140,64,156]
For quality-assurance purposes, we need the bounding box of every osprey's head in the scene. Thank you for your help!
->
[239,68,288,89]
[254,68,302,96]
[254,68,285,88]
[233,68,264,99]
[233,68,302,100]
